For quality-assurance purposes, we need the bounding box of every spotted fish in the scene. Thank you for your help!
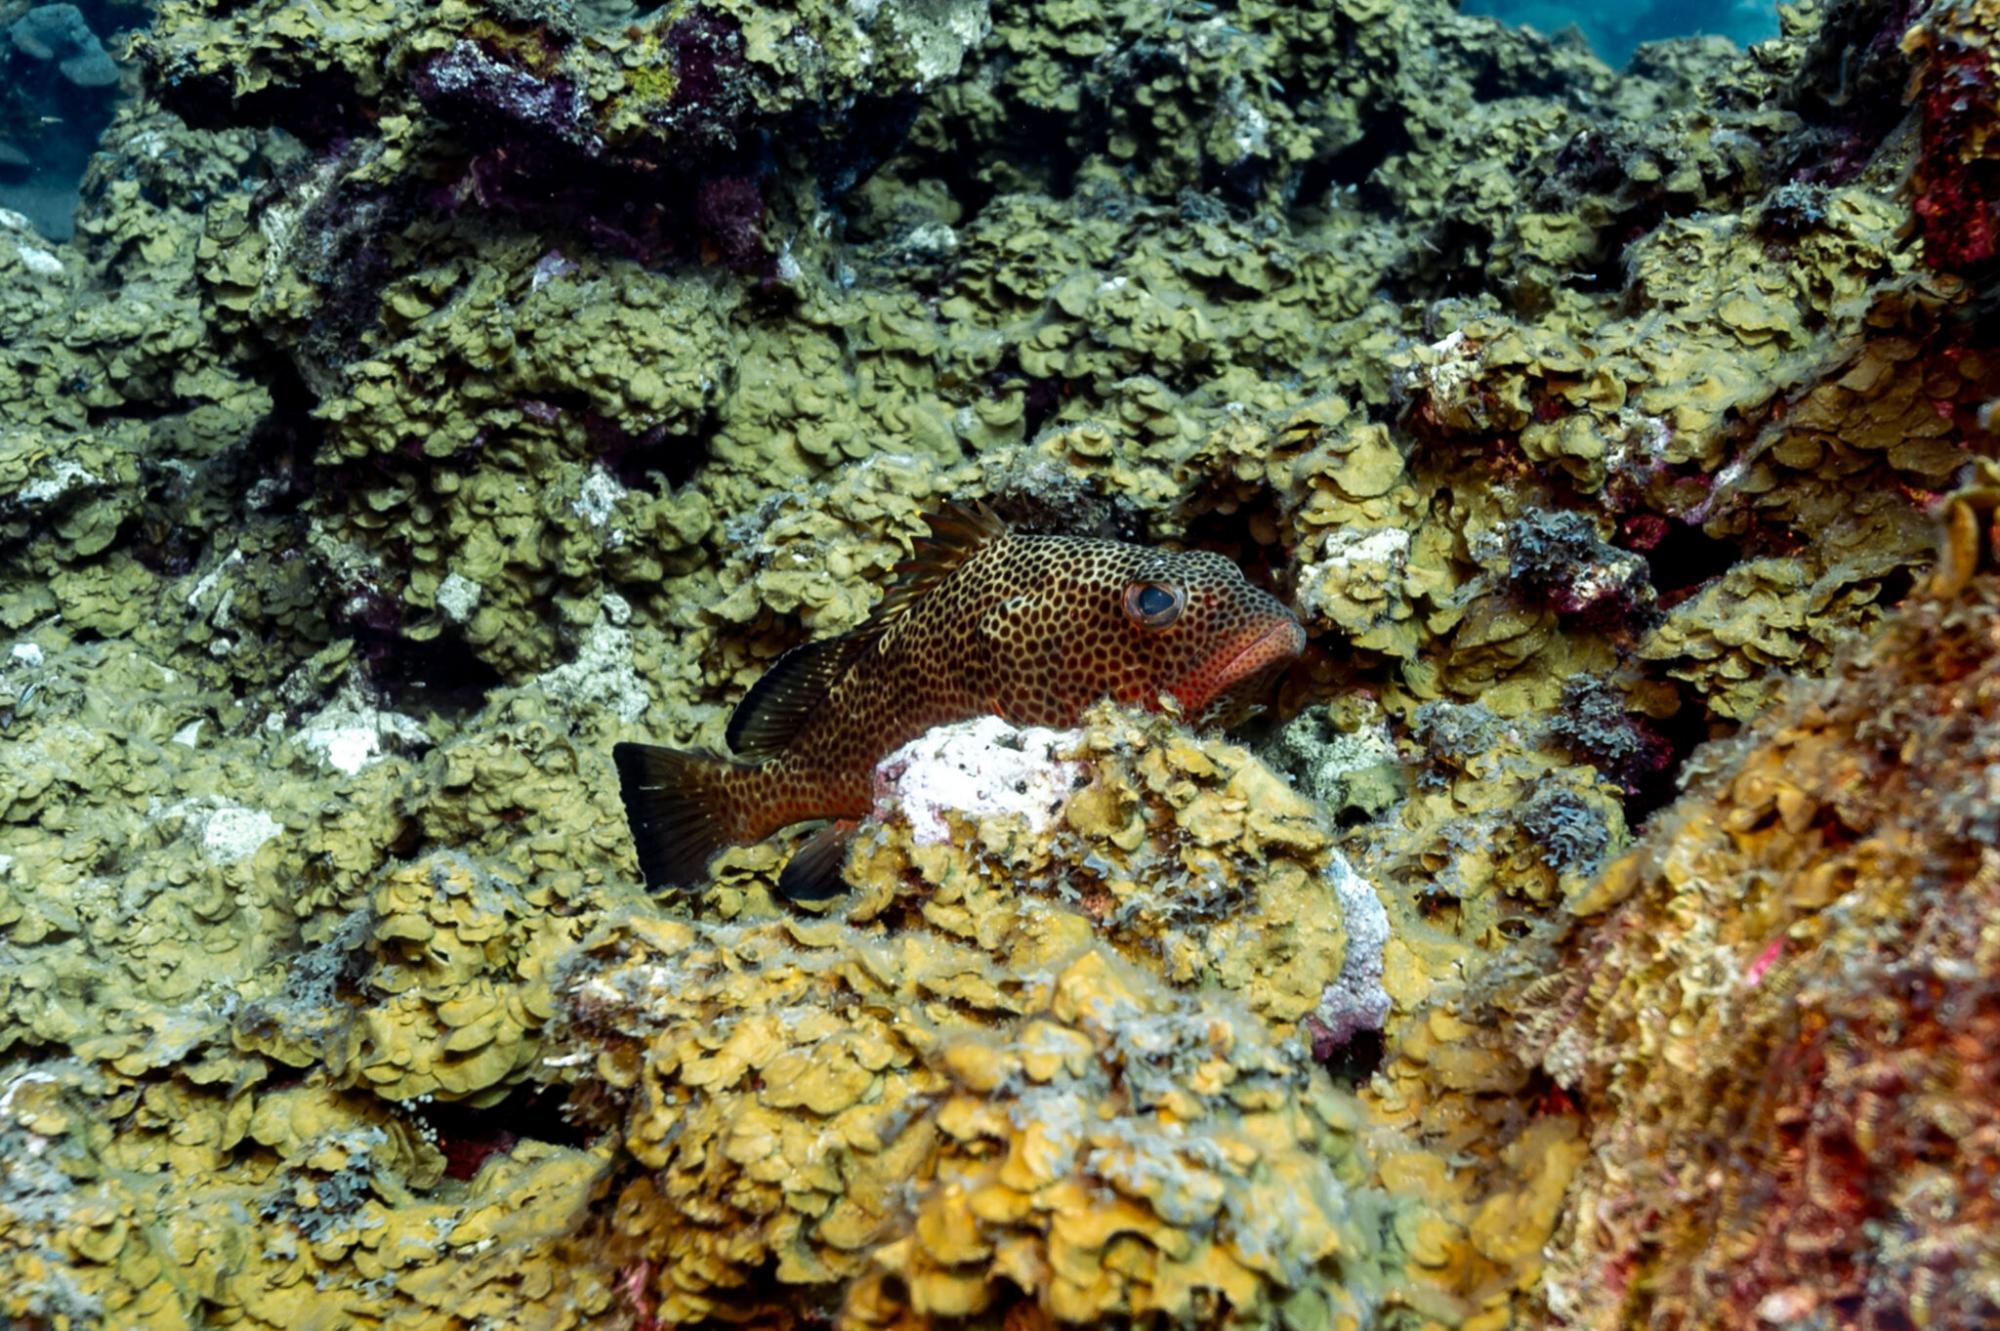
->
[614,501,1306,899]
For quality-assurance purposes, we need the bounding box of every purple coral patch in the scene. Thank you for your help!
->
[412,40,601,154]
[401,29,771,271]
[1311,852,1391,1055]
[666,10,744,113]
[1507,508,1656,629]
[694,172,767,268]
[1913,51,2000,271]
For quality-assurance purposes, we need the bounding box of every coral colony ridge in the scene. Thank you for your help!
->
[0,0,1997,1327]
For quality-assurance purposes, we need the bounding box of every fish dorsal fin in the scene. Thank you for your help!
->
[867,500,1009,630]
[725,632,867,761]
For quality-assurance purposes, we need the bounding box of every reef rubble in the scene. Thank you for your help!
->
[0,0,1997,1326]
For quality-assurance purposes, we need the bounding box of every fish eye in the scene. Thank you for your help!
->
[1123,580,1184,629]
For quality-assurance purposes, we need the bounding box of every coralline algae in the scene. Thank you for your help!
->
[0,0,1995,1326]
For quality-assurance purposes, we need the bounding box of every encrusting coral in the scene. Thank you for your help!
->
[555,704,1407,1328]
[1498,475,2000,1329]
[0,1057,623,1329]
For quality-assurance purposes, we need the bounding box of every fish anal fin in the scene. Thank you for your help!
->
[726,634,864,761]
[776,821,857,902]
[867,500,1009,630]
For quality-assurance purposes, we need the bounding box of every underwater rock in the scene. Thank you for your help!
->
[8,4,117,88]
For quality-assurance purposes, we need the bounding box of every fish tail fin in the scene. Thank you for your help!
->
[612,742,755,892]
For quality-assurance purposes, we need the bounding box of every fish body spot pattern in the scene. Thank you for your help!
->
[614,502,1306,898]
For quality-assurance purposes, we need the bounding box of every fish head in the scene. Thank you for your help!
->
[1119,546,1307,723]
[989,537,1305,726]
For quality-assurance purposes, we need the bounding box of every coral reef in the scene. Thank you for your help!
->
[1501,485,2000,1328]
[0,0,1997,1323]
[0,1058,620,1329]
[559,708,1396,1326]
[545,703,1610,1328]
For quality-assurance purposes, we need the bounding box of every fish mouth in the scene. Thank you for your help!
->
[1191,615,1306,725]
[1215,616,1307,689]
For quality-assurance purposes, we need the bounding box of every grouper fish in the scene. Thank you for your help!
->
[613,501,1306,900]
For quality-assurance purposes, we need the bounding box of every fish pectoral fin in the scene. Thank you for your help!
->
[776,821,857,903]
[726,632,869,761]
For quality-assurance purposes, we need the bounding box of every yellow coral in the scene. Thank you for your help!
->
[555,706,1413,1327]
[1504,542,2000,1328]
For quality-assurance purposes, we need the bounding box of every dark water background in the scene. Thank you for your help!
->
[1,0,147,238]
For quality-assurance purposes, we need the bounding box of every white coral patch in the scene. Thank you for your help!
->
[294,683,429,775]
[1312,526,1409,571]
[156,800,284,864]
[194,806,284,865]
[16,457,97,505]
[1295,526,1410,624]
[536,594,647,723]
[15,244,62,277]
[572,467,627,545]
[435,571,483,624]
[875,716,1086,845]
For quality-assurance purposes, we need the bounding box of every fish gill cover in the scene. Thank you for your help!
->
[0,0,1996,1327]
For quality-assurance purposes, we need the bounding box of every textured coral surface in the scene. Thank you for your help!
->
[1,0,1997,1325]
[1506,498,2000,1329]
[561,709,1392,1326]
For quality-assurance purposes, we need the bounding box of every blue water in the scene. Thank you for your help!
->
[0,2,140,239]
[1462,0,1782,68]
